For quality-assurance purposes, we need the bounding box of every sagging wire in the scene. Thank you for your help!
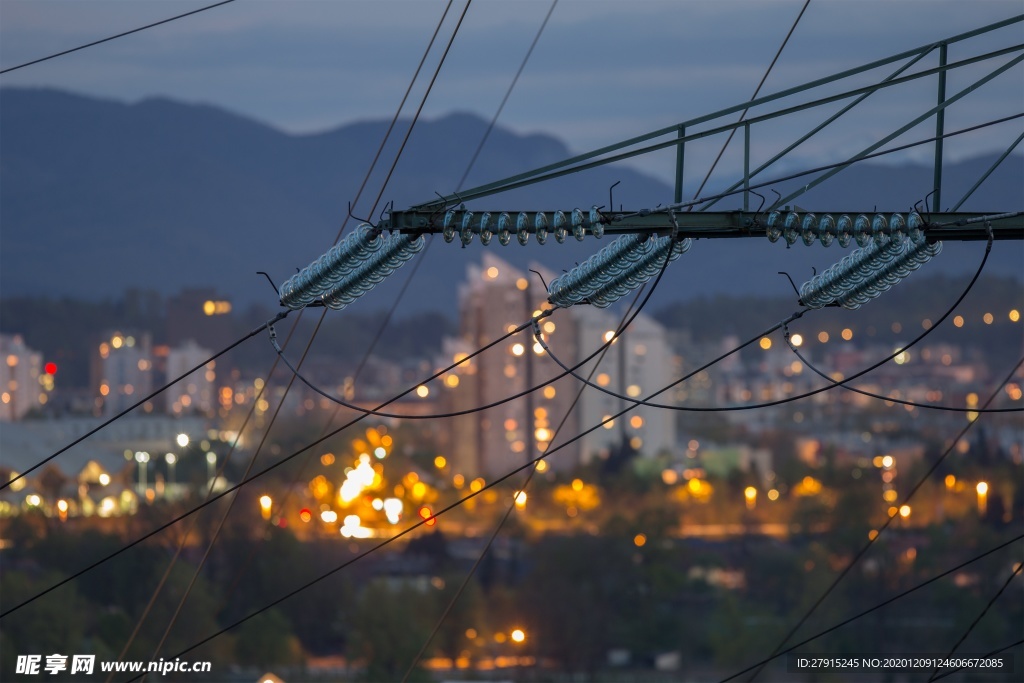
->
[712,534,1023,682]
[736,351,1024,683]
[532,227,1006,414]
[399,206,679,683]
[927,562,1024,682]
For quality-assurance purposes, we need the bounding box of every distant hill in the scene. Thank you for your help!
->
[1,87,1021,316]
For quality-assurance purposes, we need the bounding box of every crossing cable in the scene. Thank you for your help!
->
[0,313,536,620]
[736,352,1024,683]
[111,0,462,663]
[709,534,1023,681]
[927,561,1024,681]
[689,0,811,203]
[621,114,1023,221]
[0,0,236,75]
[223,0,553,603]
[157,308,1019,665]
[136,0,469,667]
[418,43,1024,208]
[105,315,305,680]
[417,15,1023,210]
[220,0,554,610]
[785,336,1021,413]
[400,218,671,681]
[0,170,997,620]
[455,0,558,191]
[534,229,1003,415]
[157,294,820,661]
[141,315,331,676]
[930,639,1024,682]
[950,129,1024,211]
[400,283,647,683]
[1,310,288,492]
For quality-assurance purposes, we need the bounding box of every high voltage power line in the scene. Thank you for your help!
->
[3,7,1021,678]
[0,0,237,75]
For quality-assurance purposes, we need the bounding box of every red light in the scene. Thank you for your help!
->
[44,362,57,375]
[277,518,288,528]
[418,506,436,526]
[299,508,312,523]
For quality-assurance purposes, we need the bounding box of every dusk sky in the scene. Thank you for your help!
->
[2,0,1022,184]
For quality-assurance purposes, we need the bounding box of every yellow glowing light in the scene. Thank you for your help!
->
[511,343,525,357]
[841,328,853,341]
[602,415,615,429]
[434,455,447,469]
[596,373,610,387]
[744,486,757,501]
[571,478,584,492]
[535,427,552,442]
[486,266,499,279]
[259,495,272,519]
[983,312,994,324]
[629,415,643,429]
[818,331,829,343]
[543,385,556,399]
[899,504,911,518]
[767,488,780,501]
[976,481,989,496]
[532,342,544,355]
[953,315,964,328]
[633,533,647,547]
[535,459,548,473]
[111,335,123,349]
[416,385,430,398]
[515,278,529,291]
[99,473,111,486]
[5,355,17,367]
[203,300,216,316]
[177,433,189,448]
[1010,309,1020,322]
[510,629,526,644]
[453,474,465,488]
[542,321,556,335]
[26,494,41,506]
[881,454,894,469]
[514,491,527,508]
[99,384,109,396]
[604,330,616,342]
[661,469,678,485]
[470,478,485,493]
[868,529,879,541]
[790,334,803,347]
[883,489,898,503]
[945,474,956,489]
[966,392,978,406]
[320,453,335,466]
[445,374,460,388]
[57,499,68,513]
[626,384,641,397]
[759,337,772,350]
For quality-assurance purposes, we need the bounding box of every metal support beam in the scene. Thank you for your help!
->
[743,123,751,212]
[384,209,1023,242]
[674,126,685,204]
[933,43,948,212]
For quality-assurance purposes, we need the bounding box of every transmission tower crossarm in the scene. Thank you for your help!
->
[383,209,1024,242]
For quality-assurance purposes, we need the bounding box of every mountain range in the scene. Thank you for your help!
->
[1,87,1021,317]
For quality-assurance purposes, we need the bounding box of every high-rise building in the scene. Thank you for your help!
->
[165,339,216,415]
[570,306,677,463]
[0,334,46,421]
[443,253,677,479]
[92,331,154,417]
[443,253,582,479]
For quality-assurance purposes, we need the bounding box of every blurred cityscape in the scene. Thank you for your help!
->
[1,256,1021,681]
